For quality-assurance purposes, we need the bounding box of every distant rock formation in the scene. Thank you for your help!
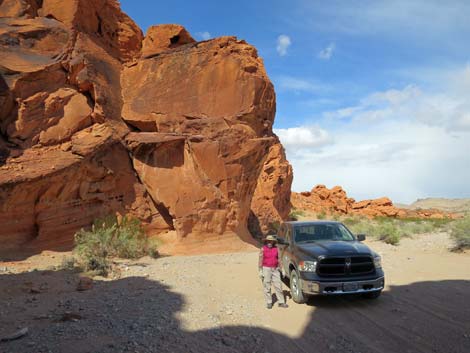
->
[0,0,292,253]
[291,185,458,219]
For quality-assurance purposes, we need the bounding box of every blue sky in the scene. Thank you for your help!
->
[122,0,470,203]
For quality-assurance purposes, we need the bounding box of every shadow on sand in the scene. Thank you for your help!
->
[0,268,469,353]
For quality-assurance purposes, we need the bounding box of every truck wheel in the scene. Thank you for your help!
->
[363,290,382,299]
[290,270,306,304]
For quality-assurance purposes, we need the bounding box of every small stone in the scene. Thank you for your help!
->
[76,277,93,291]
[29,286,41,294]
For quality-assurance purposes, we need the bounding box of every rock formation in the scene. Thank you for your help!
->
[0,0,292,253]
[292,185,457,219]
[249,141,293,236]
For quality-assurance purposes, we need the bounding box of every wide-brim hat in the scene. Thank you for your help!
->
[264,235,277,242]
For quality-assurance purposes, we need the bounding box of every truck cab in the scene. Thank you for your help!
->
[277,221,385,303]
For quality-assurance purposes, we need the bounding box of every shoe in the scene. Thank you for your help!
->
[266,303,273,309]
[278,303,288,308]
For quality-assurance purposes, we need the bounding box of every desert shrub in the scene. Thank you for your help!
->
[74,215,155,275]
[268,221,281,233]
[343,216,362,226]
[347,220,377,238]
[395,217,451,237]
[316,210,327,220]
[60,255,77,271]
[147,238,161,259]
[289,209,305,221]
[450,215,470,251]
[376,223,400,245]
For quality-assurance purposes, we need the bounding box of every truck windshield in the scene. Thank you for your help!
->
[293,223,355,243]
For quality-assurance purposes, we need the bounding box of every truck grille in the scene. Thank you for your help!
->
[317,256,374,276]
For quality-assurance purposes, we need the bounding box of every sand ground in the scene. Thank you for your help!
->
[1,232,469,353]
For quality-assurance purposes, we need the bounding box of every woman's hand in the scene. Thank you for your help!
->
[258,269,264,279]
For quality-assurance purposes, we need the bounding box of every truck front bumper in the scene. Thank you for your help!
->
[301,276,385,295]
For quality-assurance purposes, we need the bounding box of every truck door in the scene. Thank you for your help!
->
[279,224,292,277]
[277,224,287,274]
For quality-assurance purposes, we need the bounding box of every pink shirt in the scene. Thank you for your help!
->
[262,245,279,268]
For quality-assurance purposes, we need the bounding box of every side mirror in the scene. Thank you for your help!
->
[277,237,290,245]
[356,234,366,241]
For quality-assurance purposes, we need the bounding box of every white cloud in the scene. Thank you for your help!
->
[195,31,212,41]
[276,34,291,56]
[324,79,469,132]
[317,43,335,60]
[274,126,332,150]
[276,75,329,93]
[298,0,470,42]
[281,65,470,203]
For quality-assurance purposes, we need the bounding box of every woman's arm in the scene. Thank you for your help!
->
[258,248,263,270]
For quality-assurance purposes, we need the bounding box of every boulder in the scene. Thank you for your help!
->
[142,24,195,58]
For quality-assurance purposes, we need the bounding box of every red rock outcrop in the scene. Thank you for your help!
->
[0,1,292,254]
[249,141,293,236]
[141,24,195,58]
[291,185,457,219]
[121,33,279,242]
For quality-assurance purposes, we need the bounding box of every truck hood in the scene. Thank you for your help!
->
[296,241,372,258]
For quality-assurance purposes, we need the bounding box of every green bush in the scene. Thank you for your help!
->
[450,215,470,251]
[268,221,281,233]
[289,209,305,221]
[376,223,400,245]
[316,210,327,220]
[343,217,361,226]
[74,215,156,276]
[346,214,456,246]
[347,221,376,237]
[60,255,77,271]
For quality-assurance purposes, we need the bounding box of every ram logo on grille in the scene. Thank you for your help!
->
[345,257,352,272]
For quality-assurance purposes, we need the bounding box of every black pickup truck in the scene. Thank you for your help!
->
[277,221,384,303]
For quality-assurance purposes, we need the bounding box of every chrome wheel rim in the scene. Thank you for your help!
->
[292,275,299,297]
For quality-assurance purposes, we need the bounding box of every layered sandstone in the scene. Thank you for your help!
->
[0,1,292,253]
[292,185,457,219]
[249,141,293,236]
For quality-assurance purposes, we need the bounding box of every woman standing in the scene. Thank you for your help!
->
[258,235,288,309]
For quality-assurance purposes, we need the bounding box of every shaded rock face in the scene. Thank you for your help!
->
[0,1,292,252]
[249,141,293,237]
[292,185,457,219]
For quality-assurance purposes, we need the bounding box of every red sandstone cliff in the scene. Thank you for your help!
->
[0,0,292,253]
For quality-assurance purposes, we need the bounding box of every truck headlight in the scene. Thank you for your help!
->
[299,260,317,272]
[374,256,382,269]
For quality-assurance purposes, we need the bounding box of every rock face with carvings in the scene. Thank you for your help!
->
[291,185,458,219]
[0,0,292,253]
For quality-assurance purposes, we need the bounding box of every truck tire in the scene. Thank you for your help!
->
[290,270,307,304]
[363,290,382,299]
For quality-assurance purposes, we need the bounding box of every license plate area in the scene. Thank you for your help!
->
[342,283,359,292]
